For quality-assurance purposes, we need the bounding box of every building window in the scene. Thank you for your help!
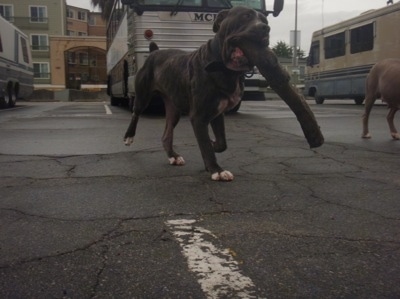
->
[20,37,30,63]
[67,8,74,18]
[79,52,89,65]
[89,15,96,25]
[33,63,50,78]
[31,34,48,51]
[324,32,346,59]
[68,52,76,64]
[78,11,86,21]
[0,4,13,21]
[30,6,47,23]
[67,30,76,36]
[350,23,374,54]
[78,32,88,36]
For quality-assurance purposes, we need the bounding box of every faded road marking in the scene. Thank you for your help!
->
[166,219,261,298]
[104,104,112,115]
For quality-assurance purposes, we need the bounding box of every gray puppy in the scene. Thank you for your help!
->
[124,6,271,181]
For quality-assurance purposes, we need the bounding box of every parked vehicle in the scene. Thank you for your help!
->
[106,0,284,111]
[0,15,34,108]
[304,2,400,104]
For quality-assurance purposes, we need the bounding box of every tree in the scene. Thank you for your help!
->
[271,41,293,58]
[271,40,306,59]
[91,0,114,20]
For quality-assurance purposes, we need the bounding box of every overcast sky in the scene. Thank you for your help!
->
[67,0,393,53]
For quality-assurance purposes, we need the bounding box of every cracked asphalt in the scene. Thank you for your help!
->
[0,101,399,298]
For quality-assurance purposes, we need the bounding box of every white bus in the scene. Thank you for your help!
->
[304,2,400,104]
[106,0,284,111]
[0,15,34,108]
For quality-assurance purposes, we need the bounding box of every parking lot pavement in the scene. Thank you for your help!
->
[0,102,399,298]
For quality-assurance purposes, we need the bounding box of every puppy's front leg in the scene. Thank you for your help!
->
[191,116,233,181]
[210,113,227,153]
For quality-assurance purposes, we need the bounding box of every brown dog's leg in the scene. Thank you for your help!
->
[361,95,376,139]
[387,106,400,140]
[162,99,185,165]
[249,48,324,148]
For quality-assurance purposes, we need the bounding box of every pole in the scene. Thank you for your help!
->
[293,0,298,68]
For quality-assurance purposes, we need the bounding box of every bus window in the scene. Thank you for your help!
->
[350,23,374,54]
[20,36,30,63]
[324,32,345,59]
[307,41,320,66]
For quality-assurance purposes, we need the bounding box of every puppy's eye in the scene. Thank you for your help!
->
[243,13,251,19]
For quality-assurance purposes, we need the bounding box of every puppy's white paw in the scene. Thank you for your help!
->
[361,133,371,139]
[211,170,234,181]
[169,156,185,166]
[124,137,134,146]
[391,132,400,140]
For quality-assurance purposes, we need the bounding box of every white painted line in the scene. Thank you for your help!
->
[166,219,261,298]
[104,104,112,115]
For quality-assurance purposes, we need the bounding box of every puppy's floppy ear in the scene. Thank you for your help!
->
[213,9,229,33]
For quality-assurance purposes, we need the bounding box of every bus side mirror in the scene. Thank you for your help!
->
[273,0,284,17]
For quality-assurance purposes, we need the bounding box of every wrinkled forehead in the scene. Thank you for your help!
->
[227,6,268,24]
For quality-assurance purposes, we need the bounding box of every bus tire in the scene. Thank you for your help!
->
[4,82,16,108]
[110,96,120,106]
[354,97,364,105]
[9,83,18,108]
[315,93,325,104]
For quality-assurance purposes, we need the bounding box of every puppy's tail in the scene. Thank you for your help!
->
[149,42,159,52]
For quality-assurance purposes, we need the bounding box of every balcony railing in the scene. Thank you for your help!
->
[9,17,49,30]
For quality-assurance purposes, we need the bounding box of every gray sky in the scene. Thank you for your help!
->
[67,0,393,53]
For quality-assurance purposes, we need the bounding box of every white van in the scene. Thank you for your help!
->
[0,15,34,108]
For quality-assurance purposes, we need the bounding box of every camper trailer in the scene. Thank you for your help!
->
[304,2,400,104]
[0,15,34,108]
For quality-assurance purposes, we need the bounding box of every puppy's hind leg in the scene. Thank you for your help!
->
[124,96,149,146]
[162,99,185,165]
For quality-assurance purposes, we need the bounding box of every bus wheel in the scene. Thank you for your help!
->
[9,84,18,108]
[4,83,15,108]
[110,96,120,106]
[315,94,325,104]
[354,97,364,105]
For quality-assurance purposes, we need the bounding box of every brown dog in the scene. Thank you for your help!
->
[362,58,400,140]
[124,6,323,181]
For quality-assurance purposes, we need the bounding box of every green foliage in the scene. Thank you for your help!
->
[271,40,305,59]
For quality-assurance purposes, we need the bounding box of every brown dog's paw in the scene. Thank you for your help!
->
[211,170,234,181]
[391,132,400,140]
[361,133,372,139]
[169,156,185,166]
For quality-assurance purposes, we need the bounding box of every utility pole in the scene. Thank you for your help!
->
[293,0,298,68]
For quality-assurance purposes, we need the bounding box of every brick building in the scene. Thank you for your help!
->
[0,0,107,90]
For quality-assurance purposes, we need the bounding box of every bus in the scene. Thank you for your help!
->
[106,0,284,111]
[304,2,400,104]
[0,15,34,108]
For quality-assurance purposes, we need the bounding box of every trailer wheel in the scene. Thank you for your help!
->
[3,82,16,108]
[9,83,18,108]
[354,97,364,105]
